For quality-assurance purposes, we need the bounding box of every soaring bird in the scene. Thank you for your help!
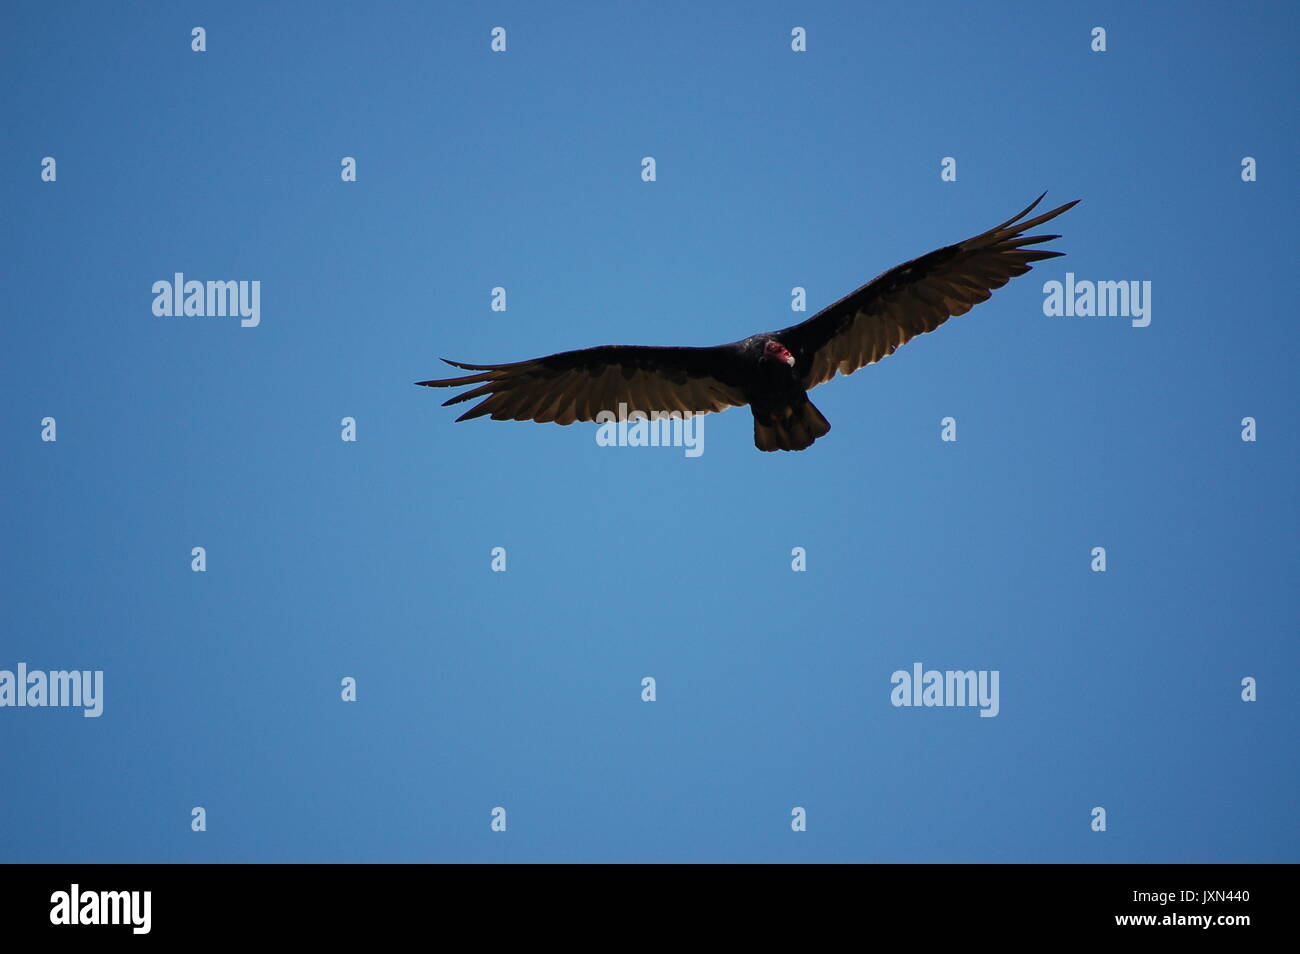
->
[418,194,1078,452]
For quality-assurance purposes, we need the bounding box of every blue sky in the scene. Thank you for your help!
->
[2,1,1296,862]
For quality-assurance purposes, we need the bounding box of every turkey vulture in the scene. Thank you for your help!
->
[418,193,1078,452]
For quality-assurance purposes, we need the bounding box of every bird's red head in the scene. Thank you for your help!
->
[763,339,795,367]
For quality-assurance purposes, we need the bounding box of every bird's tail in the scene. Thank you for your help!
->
[753,398,831,452]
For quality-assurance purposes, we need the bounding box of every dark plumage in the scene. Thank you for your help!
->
[418,193,1078,451]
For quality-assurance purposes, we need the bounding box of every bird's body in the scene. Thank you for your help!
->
[740,336,831,451]
[418,194,1078,451]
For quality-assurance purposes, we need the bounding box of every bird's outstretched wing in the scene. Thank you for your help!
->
[775,193,1079,390]
[417,345,750,424]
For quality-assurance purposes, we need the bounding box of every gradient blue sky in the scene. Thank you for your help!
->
[3,1,1296,862]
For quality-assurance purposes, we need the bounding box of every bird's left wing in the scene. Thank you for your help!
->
[417,344,750,425]
[774,193,1079,390]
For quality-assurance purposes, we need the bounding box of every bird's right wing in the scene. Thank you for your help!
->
[775,193,1079,390]
[417,344,750,424]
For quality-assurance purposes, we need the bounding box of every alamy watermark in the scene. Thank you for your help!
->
[50,884,150,934]
[0,663,103,717]
[595,403,704,458]
[1042,272,1151,327]
[890,662,1000,717]
[151,273,260,327]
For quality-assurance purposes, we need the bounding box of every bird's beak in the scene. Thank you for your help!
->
[784,353,796,367]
